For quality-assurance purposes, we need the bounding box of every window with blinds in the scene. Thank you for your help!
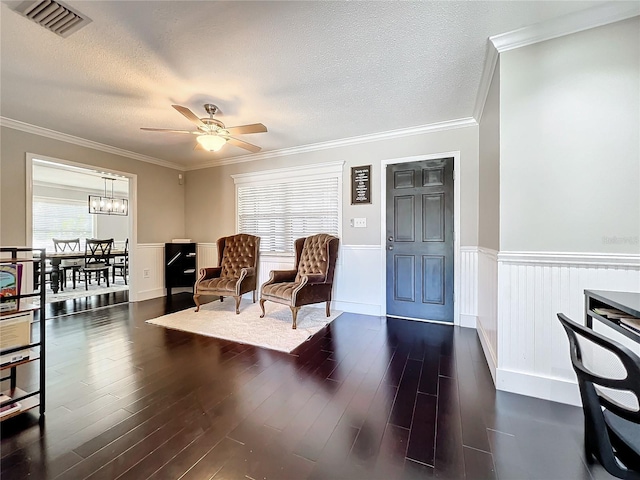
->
[238,177,340,254]
[32,197,95,251]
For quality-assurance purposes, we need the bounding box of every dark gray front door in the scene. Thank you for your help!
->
[386,158,454,322]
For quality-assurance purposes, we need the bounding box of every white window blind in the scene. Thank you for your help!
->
[238,177,339,254]
[32,197,94,251]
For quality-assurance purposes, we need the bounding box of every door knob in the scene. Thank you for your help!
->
[388,236,394,241]
[388,246,393,250]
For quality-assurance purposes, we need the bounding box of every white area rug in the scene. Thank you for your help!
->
[146,299,341,353]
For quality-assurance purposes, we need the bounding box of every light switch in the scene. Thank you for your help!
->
[353,217,367,228]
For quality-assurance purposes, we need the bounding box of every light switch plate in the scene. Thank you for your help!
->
[353,217,367,228]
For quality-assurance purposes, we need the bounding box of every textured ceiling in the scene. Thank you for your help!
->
[1,0,607,168]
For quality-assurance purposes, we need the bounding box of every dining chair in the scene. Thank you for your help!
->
[80,239,113,290]
[557,313,640,479]
[112,239,129,285]
[53,238,82,290]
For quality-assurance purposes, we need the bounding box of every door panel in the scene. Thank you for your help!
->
[422,255,444,304]
[422,194,444,242]
[386,158,454,322]
[394,255,415,302]
[394,196,415,242]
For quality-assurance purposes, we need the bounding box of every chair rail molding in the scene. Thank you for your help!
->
[496,250,640,406]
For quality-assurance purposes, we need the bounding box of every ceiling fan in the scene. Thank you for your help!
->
[141,104,267,153]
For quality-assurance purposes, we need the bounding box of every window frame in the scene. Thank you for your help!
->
[232,161,344,256]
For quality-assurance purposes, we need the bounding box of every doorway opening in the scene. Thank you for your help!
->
[26,154,137,308]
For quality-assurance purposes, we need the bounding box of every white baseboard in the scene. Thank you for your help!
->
[496,368,581,407]
[136,288,165,302]
[477,320,497,384]
[459,313,477,329]
[333,300,382,317]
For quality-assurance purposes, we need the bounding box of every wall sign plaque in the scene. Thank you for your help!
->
[351,165,371,204]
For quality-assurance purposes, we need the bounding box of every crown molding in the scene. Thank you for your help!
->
[1,116,185,171]
[186,117,478,171]
[473,41,499,122]
[489,2,640,53]
[473,2,640,122]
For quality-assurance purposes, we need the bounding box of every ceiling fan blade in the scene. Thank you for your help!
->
[172,105,206,128]
[224,123,267,135]
[194,142,205,151]
[141,128,198,134]
[226,136,262,153]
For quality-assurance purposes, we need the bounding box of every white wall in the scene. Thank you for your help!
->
[500,17,640,254]
[496,17,640,405]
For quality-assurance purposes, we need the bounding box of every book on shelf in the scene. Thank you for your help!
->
[0,264,23,313]
[0,394,21,418]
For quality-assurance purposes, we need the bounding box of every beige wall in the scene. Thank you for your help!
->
[478,57,500,251]
[500,17,640,254]
[185,125,480,246]
[0,126,186,245]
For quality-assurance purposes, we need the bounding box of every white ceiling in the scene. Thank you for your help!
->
[1,0,612,169]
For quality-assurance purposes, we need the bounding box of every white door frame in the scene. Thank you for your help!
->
[25,153,139,302]
[380,151,461,326]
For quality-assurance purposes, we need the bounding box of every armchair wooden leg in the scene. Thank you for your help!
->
[326,301,330,317]
[194,294,201,312]
[259,299,266,318]
[234,296,241,314]
[290,306,300,329]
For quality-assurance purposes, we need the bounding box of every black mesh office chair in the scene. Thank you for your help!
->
[557,313,640,479]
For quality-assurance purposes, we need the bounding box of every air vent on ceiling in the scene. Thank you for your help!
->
[14,0,92,38]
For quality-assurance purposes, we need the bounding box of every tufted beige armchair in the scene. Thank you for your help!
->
[194,234,260,314]
[260,234,339,329]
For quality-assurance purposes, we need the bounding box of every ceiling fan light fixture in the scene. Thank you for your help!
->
[197,134,226,152]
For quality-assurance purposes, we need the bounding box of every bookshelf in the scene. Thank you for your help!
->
[0,247,46,422]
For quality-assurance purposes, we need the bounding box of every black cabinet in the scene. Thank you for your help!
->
[165,243,197,296]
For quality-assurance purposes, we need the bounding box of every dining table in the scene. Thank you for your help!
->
[34,249,127,294]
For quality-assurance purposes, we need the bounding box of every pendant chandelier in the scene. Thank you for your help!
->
[88,177,128,216]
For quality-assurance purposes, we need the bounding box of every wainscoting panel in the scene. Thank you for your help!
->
[496,251,640,405]
[197,243,218,274]
[459,247,479,328]
[477,248,498,382]
[258,255,295,291]
[134,243,165,301]
[333,245,383,316]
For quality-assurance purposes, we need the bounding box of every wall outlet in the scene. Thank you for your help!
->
[353,217,367,228]
[143,268,150,279]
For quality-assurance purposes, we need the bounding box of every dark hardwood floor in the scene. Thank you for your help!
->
[1,294,614,479]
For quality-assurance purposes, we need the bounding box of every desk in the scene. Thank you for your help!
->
[35,250,126,294]
[584,290,640,343]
